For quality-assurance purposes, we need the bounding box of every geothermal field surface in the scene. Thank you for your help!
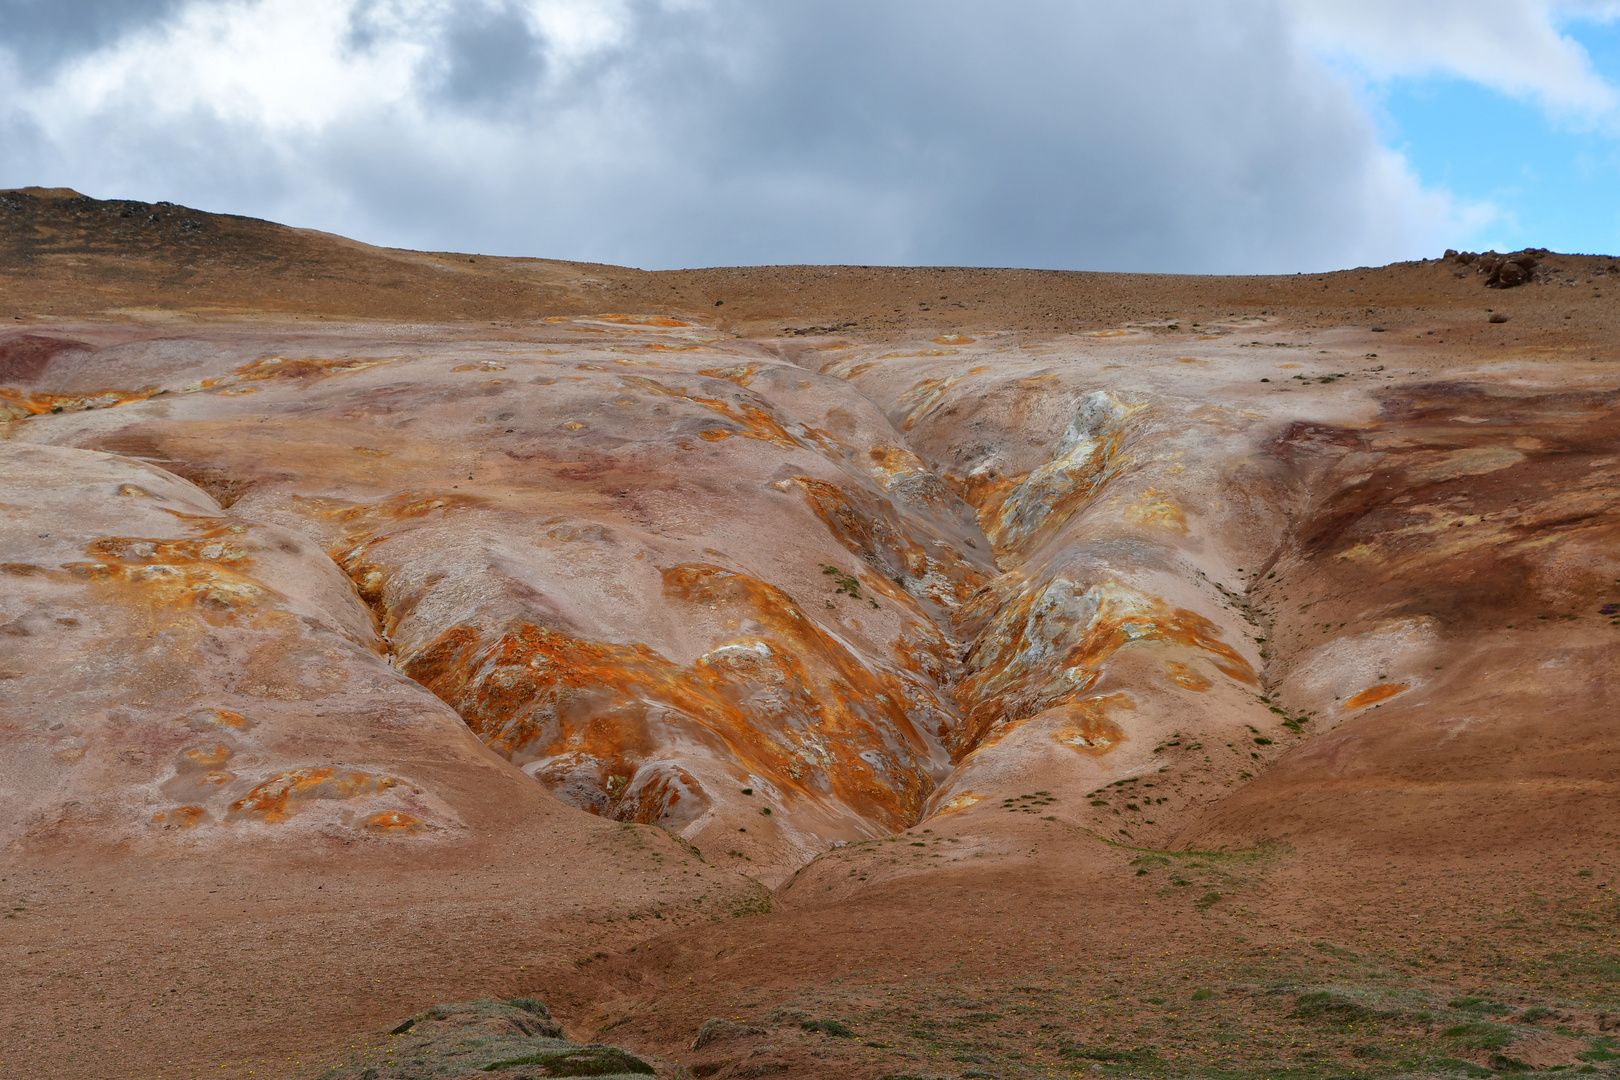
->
[2,188,1619,1080]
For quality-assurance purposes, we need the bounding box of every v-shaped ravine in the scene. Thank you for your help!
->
[9,315,1609,884]
[304,325,1300,885]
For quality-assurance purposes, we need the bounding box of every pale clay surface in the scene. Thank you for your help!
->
[8,313,1606,888]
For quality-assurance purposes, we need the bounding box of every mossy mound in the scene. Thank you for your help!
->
[321,998,655,1079]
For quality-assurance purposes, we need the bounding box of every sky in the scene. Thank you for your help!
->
[1,0,1618,273]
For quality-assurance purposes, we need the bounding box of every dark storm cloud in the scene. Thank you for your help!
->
[340,0,1424,272]
[433,2,548,106]
[0,0,195,75]
[0,0,1465,271]
[342,0,550,108]
[631,2,1397,271]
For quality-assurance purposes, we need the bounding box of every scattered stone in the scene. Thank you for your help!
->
[780,321,856,335]
[1489,312,1510,324]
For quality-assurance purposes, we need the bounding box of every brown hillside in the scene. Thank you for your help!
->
[1,190,1618,1080]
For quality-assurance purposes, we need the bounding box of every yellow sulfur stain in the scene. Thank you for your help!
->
[230,768,402,824]
[1343,682,1409,710]
[1049,693,1134,753]
[364,811,421,832]
[980,392,1143,555]
[697,363,760,384]
[400,563,939,831]
[180,356,392,395]
[1164,661,1212,691]
[151,806,208,828]
[620,376,801,448]
[0,385,160,419]
[182,744,232,768]
[179,709,252,731]
[591,314,692,327]
[932,791,984,816]
[827,361,879,381]
[60,527,271,621]
[955,580,1254,758]
[895,368,990,430]
[1122,488,1188,533]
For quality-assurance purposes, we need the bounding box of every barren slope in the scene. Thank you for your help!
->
[1,188,1618,1080]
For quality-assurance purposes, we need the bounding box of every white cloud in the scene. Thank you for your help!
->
[1293,0,1620,121]
[58,0,424,130]
[0,0,1562,271]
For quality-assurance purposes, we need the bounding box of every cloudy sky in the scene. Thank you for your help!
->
[2,1,1618,272]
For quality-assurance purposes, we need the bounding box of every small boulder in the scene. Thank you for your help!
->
[1483,250,1540,288]
[1493,262,1527,287]
[323,998,651,1078]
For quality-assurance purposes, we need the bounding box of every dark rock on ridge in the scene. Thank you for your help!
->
[1447,247,1545,288]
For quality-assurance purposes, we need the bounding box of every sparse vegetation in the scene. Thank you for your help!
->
[1448,996,1511,1016]
[1442,1021,1514,1050]
[1061,1043,1160,1063]
[1002,792,1056,813]
[820,564,863,600]
[1291,990,1378,1024]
